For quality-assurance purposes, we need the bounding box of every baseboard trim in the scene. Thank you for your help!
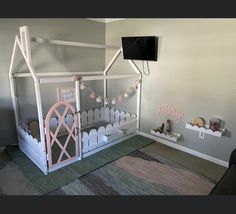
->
[138,131,228,168]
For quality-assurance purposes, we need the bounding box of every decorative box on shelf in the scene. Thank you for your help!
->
[150,129,181,142]
[185,123,225,138]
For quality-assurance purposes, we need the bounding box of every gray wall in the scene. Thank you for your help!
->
[106,18,236,162]
[0,19,105,146]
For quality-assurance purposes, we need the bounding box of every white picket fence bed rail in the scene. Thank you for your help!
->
[48,106,138,155]
[17,126,48,173]
[17,107,138,174]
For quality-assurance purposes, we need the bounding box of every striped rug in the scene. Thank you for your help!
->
[7,135,154,194]
[49,150,215,195]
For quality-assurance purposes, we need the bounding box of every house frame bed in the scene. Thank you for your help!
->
[9,26,142,175]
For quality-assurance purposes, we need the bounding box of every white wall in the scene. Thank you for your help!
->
[106,18,236,162]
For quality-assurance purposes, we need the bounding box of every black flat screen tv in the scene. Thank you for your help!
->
[121,36,158,61]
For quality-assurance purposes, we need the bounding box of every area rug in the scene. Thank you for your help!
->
[49,150,215,195]
[6,135,154,195]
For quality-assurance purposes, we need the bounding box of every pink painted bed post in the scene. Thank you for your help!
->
[45,100,79,170]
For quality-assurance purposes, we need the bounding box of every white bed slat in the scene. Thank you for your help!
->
[105,107,110,122]
[125,112,131,118]
[100,107,106,121]
[126,113,132,121]
[88,129,98,150]
[88,110,94,125]
[113,121,119,133]
[110,109,115,122]
[82,132,89,153]
[105,124,113,135]
[81,111,88,127]
[115,109,120,122]
[94,108,100,123]
[120,111,126,121]
[98,126,106,144]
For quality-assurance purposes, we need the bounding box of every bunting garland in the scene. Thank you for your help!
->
[80,79,141,105]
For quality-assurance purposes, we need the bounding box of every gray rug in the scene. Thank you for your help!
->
[7,135,154,194]
[49,150,216,195]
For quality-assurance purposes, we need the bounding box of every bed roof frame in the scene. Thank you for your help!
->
[8,26,142,173]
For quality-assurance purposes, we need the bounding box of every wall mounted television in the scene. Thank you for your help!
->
[121,36,158,61]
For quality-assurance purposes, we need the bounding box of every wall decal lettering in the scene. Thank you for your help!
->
[157,104,184,122]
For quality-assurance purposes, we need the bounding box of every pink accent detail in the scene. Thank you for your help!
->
[157,104,184,123]
[45,100,79,169]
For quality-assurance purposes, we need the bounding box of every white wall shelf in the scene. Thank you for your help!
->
[150,129,181,142]
[185,123,225,138]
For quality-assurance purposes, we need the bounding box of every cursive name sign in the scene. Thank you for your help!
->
[157,104,184,122]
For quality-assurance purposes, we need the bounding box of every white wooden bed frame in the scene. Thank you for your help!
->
[8,26,142,175]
